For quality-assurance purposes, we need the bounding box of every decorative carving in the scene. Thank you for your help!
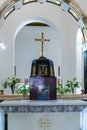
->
[38,115,51,130]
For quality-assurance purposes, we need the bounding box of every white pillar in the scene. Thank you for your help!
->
[81,108,87,130]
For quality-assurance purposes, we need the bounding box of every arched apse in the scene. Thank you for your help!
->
[14,18,62,79]
[14,17,61,43]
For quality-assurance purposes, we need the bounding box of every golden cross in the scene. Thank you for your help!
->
[39,115,51,130]
[35,32,50,57]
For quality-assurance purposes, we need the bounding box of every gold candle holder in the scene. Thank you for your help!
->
[81,89,85,94]
[0,90,4,95]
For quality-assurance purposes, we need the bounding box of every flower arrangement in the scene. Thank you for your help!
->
[16,84,30,95]
[16,84,30,100]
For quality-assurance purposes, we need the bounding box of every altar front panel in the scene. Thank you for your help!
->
[8,112,80,130]
[30,77,56,100]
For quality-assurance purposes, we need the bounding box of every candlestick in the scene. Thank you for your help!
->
[82,78,84,90]
[0,79,3,90]
[58,66,60,77]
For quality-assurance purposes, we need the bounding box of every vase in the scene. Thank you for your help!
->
[71,88,74,93]
[10,87,15,94]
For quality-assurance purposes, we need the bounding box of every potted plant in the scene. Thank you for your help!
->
[65,77,80,93]
[56,77,81,95]
[3,77,17,94]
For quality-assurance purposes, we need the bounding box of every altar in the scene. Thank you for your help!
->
[0,32,84,130]
[0,99,87,130]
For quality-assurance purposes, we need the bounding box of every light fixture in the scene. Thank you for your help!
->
[23,0,36,4]
[0,42,6,50]
[47,0,61,6]
[3,6,15,19]
[68,8,79,21]
[23,0,30,4]
[55,0,61,6]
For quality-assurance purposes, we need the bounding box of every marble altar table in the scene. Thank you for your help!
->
[0,99,87,130]
[0,99,87,113]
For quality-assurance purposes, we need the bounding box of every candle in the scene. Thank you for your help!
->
[82,78,84,90]
[0,79,3,90]
[58,66,60,76]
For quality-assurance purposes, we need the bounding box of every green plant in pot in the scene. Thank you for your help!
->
[3,77,17,94]
[56,77,81,95]
[65,77,80,93]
